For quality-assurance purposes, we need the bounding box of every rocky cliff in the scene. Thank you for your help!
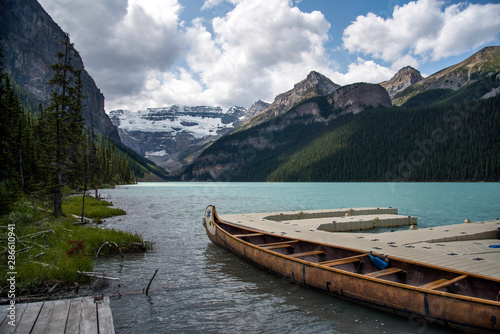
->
[327,83,392,114]
[380,66,423,99]
[0,0,119,141]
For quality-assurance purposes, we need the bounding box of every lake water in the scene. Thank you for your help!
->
[89,182,500,333]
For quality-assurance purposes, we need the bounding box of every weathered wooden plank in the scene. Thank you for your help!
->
[96,297,115,334]
[233,233,264,238]
[65,298,84,333]
[11,301,43,334]
[365,267,404,278]
[31,299,71,334]
[0,303,8,326]
[288,250,325,258]
[258,240,299,247]
[420,275,468,290]
[319,254,368,267]
[0,302,28,334]
[79,297,98,334]
[262,244,295,250]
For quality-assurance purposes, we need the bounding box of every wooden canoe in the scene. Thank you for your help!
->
[203,205,500,333]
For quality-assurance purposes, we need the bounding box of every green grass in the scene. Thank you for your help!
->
[62,195,126,218]
[0,196,150,296]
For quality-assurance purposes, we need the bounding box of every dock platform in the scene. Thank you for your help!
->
[220,207,500,278]
[0,296,114,334]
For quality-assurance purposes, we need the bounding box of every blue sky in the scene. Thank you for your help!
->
[38,0,500,112]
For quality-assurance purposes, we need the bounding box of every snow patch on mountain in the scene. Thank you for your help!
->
[109,105,245,139]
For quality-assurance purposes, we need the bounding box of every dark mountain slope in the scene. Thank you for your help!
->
[0,0,119,141]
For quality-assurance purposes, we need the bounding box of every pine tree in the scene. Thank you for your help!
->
[42,34,85,217]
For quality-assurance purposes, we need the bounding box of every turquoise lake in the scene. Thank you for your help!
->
[91,182,500,333]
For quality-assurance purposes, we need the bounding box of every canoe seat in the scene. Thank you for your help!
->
[289,250,325,258]
[259,240,299,248]
[263,244,295,250]
[319,254,368,267]
[233,233,264,238]
[420,274,468,290]
[365,267,404,278]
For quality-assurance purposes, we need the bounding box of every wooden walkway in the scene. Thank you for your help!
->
[0,297,114,334]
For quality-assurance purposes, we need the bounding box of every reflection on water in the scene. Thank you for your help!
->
[84,183,498,333]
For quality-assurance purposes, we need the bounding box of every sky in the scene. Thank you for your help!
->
[37,0,500,112]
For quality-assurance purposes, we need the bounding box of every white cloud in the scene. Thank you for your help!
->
[343,0,500,64]
[39,0,183,110]
[183,0,333,108]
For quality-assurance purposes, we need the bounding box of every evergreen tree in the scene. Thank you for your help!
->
[42,34,85,217]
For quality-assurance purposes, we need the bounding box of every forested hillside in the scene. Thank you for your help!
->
[185,94,499,182]
[0,45,135,214]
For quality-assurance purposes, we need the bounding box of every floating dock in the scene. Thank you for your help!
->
[220,207,500,278]
[0,296,114,334]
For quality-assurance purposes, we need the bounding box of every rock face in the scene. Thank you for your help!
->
[109,105,249,171]
[328,83,392,114]
[249,71,340,125]
[380,66,423,99]
[0,0,119,141]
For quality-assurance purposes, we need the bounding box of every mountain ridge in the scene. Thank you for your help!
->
[393,46,500,106]
[181,46,500,182]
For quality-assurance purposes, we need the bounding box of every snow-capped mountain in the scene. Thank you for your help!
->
[108,105,248,171]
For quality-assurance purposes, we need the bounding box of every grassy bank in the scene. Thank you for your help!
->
[0,195,150,297]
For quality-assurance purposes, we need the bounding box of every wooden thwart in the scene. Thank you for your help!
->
[365,267,404,278]
[259,240,300,247]
[288,250,325,258]
[420,274,468,290]
[233,233,264,238]
[319,254,368,267]
[262,244,295,250]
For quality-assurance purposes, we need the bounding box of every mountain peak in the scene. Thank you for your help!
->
[380,66,423,99]
[248,71,340,125]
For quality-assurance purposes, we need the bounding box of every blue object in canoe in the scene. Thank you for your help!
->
[368,252,389,270]
[489,244,500,248]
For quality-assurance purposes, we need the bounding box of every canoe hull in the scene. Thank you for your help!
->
[204,206,500,333]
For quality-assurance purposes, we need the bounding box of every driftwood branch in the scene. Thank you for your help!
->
[77,271,120,281]
[95,241,110,258]
[145,269,158,297]
[20,229,54,239]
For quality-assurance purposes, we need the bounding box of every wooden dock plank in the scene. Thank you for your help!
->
[96,297,115,334]
[65,298,84,333]
[0,297,114,334]
[0,302,28,334]
[31,299,71,334]
[80,297,98,334]
[11,301,43,334]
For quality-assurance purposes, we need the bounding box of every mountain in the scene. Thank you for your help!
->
[393,46,500,106]
[182,47,500,182]
[380,66,423,99]
[182,81,391,181]
[109,105,250,171]
[245,71,340,127]
[0,0,120,141]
